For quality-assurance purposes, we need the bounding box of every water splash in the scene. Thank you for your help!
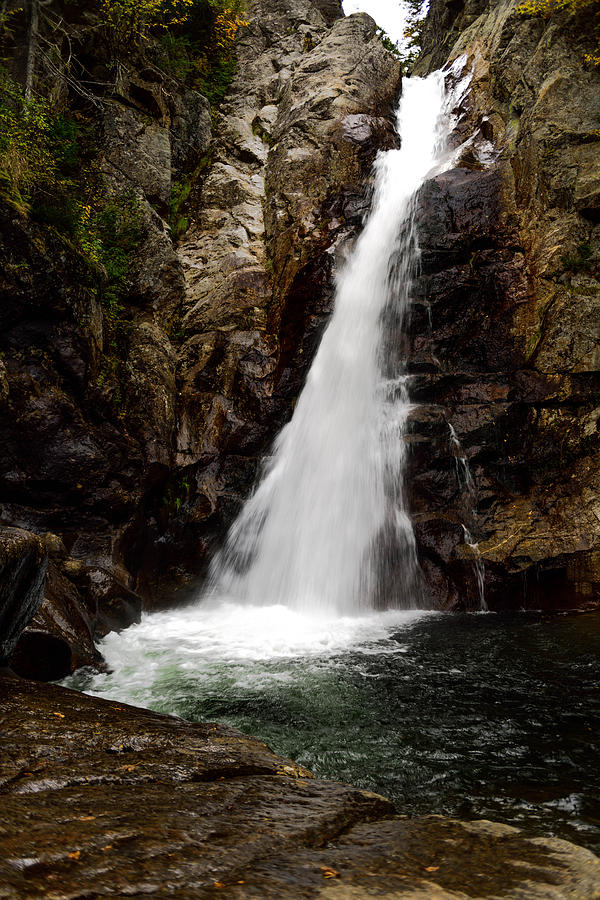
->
[209,61,472,614]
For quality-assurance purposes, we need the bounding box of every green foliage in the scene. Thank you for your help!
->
[181,0,247,109]
[398,0,428,70]
[0,69,56,205]
[170,177,192,240]
[157,31,196,79]
[517,0,598,14]
[195,55,237,107]
[0,71,144,403]
[252,120,272,145]
[29,115,89,235]
[165,311,187,340]
[0,0,249,416]
[88,191,145,415]
[169,153,212,241]
[99,0,196,52]
[162,473,191,514]
[94,191,145,314]
[96,0,249,117]
[377,28,402,59]
[101,0,248,91]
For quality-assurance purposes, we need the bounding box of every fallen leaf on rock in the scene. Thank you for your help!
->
[424,866,440,872]
[68,851,80,860]
[321,867,340,879]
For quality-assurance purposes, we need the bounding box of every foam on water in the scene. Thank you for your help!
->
[73,603,433,707]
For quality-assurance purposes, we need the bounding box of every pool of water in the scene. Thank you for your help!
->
[66,604,600,852]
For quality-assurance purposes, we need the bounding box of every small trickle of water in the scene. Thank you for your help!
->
[449,424,487,611]
[209,60,472,614]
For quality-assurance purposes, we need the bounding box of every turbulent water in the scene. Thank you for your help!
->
[210,63,471,614]
[68,609,600,851]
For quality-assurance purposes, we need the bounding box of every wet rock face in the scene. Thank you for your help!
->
[406,0,600,609]
[1,673,599,898]
[0,528,47,665]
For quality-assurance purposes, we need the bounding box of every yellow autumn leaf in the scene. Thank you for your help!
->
[320,866,340,878]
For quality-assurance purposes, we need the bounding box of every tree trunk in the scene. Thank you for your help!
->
[25,0,39,101]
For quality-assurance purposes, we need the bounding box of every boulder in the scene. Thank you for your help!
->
[9,559,101,681]
[0,527,47,666]
[9,529,141,680]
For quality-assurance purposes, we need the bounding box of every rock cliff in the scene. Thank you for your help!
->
[0,0,400,672]
[407,0,600,609]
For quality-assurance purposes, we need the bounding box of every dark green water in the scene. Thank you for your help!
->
[71,607,600,852]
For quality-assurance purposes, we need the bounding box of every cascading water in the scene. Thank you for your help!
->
[449,424,487,611]
[66,60,476,711]
[63,62,476,695]
[209,60,472,614]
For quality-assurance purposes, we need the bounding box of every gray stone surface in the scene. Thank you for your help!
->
[0,1,402,645]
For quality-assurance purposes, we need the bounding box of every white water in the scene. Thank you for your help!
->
[71,604,432,711]
[209,61,472,615]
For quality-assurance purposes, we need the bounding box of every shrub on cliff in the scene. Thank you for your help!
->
[0,69,55,206]
[100,0,248,69]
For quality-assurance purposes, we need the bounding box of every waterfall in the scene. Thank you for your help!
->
[208,61,472,614]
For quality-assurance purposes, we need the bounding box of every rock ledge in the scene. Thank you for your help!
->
[1,674,598,899]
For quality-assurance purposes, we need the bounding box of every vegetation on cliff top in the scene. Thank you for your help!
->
[377,0,428,70]
[0,0,247,221]
[0,0,247,272]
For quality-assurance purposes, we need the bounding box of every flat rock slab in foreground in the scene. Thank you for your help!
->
[1,674,598,899]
